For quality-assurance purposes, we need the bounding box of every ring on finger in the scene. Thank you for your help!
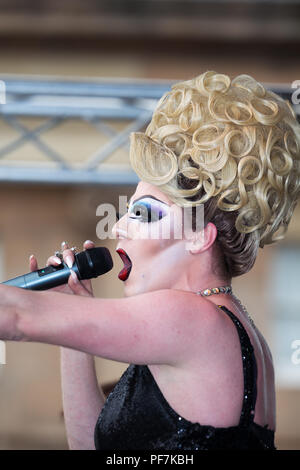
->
[54,250,64,261]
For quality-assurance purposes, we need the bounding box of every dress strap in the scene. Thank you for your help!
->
[218,305,258,427]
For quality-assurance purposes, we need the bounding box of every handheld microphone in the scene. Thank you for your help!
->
[2,247,113,290]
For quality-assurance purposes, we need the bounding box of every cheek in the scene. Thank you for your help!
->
[158,210,183,242]
[127,219,160,240]
[128,240,167,279]
[141,218,183,243]
[134,240,184,275]
[133,239,165,261]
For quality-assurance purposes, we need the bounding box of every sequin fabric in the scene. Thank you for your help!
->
[94,305,276,450]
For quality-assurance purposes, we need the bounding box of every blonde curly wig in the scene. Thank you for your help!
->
[130,71,300,277]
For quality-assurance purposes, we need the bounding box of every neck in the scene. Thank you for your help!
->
[170,273,232,295]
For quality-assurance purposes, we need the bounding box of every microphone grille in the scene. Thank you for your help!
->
[76,247,113,279]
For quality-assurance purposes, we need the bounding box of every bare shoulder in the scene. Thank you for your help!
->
[157,290,228,351]
[123,288,219,323]
[132,289,226,363]
[166,293,256,364]
[159,289,224,327]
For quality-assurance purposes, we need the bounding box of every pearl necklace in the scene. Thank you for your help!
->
[196,285,256,328]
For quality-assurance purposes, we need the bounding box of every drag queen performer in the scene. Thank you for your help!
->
[0,71,299,450]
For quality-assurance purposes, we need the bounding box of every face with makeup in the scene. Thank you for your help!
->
[112,182,183,296]
[112,181,221,297]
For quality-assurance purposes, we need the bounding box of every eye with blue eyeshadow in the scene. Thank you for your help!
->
[128,199,167,223]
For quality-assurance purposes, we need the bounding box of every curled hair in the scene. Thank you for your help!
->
[130,71,300,277]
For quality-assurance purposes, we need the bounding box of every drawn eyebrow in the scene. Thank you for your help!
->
[128,194,170,206]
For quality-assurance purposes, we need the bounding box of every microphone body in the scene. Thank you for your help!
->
[2,247,113,291]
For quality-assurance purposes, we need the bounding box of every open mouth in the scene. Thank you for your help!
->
[116,248,132,281]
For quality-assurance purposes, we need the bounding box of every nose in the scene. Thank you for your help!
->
[112,213,129,240]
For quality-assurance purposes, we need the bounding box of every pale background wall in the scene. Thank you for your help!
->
[0,1,299,450]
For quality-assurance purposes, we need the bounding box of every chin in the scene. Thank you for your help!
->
[122,279,136,297]
[123,285,132,297]
[123,280,147,297]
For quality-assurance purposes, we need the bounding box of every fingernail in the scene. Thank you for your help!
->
[65,255,73,268]
[85,240,93,244]
[30,254,35,259]
[61,241,68,249]
[53,256,62,264]
[70,270,78,283]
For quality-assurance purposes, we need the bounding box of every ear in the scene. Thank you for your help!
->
[186,222,218,254]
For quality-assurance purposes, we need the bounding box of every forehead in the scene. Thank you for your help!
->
[131,181,173,205]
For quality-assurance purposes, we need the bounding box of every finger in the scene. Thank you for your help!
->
[29,254,38,272]
[83,239,95,250]
[46,255,63,267]
[61,248,75,269]
[68,270,92,297]
[61,241,69,250]
[80,279,94,296]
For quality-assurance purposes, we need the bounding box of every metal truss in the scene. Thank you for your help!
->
[0,75,298,186]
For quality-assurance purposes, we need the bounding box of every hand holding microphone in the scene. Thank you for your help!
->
[33,240,96,297]
[34,241,86,295]
[3,240,113,298]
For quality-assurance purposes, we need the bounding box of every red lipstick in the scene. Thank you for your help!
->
[116,248,132,281]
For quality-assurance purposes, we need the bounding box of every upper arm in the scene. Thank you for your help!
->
[22,288,216,366]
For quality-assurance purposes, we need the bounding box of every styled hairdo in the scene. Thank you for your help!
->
[130,71,300,277]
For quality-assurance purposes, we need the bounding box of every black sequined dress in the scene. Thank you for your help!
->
[94,305,276,450]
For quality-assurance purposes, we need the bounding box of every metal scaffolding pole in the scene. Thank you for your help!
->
[0,75,298,186]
